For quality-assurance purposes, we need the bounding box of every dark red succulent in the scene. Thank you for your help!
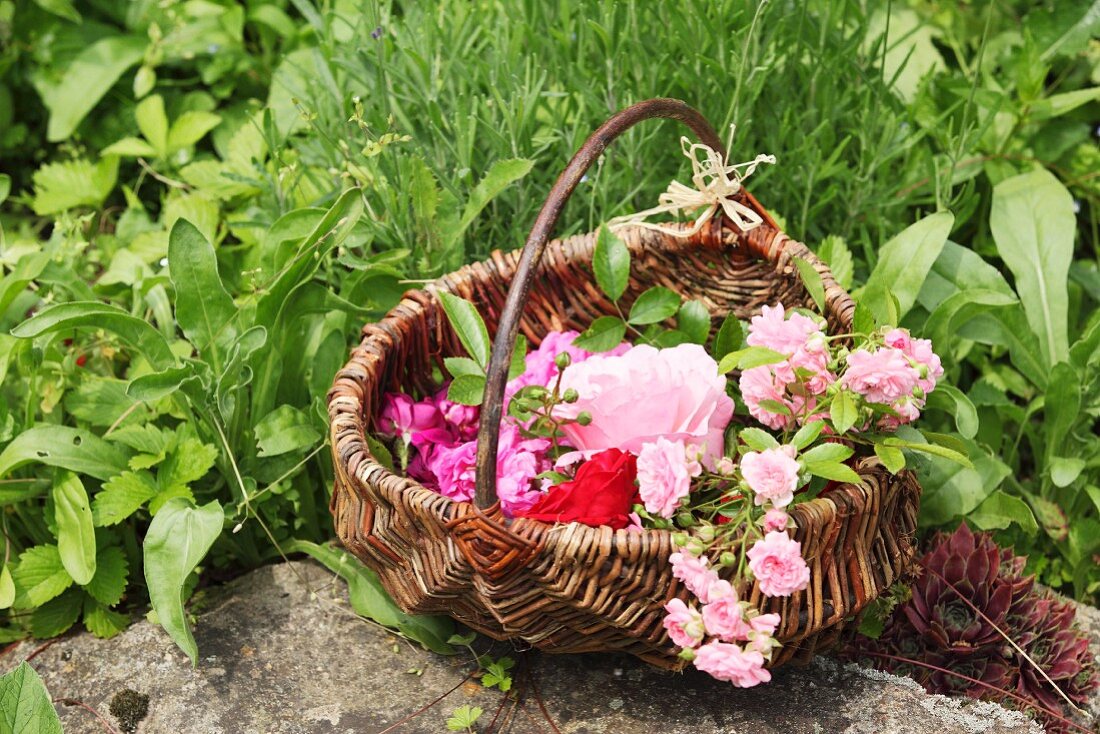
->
[849,523,1098,733]
[902,523,1014,654]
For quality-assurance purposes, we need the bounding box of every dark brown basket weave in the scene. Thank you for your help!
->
[328,99,920,671]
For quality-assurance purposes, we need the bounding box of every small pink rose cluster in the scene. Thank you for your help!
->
[739,305,943,430]
[664,552,783,687]
[841,328,943,429]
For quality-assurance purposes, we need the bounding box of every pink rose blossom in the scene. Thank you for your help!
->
[378,393,450,446]
[701,584,753,642]
[762,508,789,532]
[747,304,822,355]
[428,424,550,515]
[637,437,702,518]
[841,347,920,405]
[741,447,801,508]
[747,531,811,597]
[670,551,719,603]
[432,389,479,441]
[739,366,795,430]
[885,328,943,394]
[693,641,772,687]
[556,344,734,466]
[662,598,705,648]
[505,330,629,400]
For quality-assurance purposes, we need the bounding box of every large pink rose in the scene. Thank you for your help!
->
[555,344,734,466]
[505,329,630,400]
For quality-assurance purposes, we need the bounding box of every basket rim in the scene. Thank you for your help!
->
[328,220,887,546]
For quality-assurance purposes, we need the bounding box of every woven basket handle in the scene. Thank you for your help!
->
[473,98,754,508]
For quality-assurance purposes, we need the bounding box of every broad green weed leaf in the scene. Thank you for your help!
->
[991,169,1074,365]
[53,472,96,585]
[168,111,222,152]
[136,95,169,156]
[144,498,224,665]
[793,258,827,312]
[0,426,129,485]
[874,442,906,474]
[31,156,119,215]
[29,588,82,638]
[0,662,63,734]
[92,471,158,526]
[85,546,129,607]
[918,453,1008,526]
[169,219,239,372]
[457,158,535,234]
[861,211,953,324]
[42,35,146,141]
[1029,88,1100,120]
[447,374,486,406]
[255,406,321,457]
[0,564,14,609]
[12,545,72,608]
[926,384,979,439]
[1044,362,1081,460]
[438,292,491,368]
[1050,457,1086,488]
[13,301,176,371]
[83,598,130,639]
[817,235,853,289]
[592,226,631,302]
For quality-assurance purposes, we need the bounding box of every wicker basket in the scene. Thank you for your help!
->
[327,99,920,671]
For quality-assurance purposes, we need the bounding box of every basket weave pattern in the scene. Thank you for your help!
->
[328,215,920,670]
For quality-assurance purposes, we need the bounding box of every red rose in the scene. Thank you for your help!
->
[518,449,639,529]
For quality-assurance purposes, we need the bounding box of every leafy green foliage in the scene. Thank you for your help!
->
[0,662,64,734]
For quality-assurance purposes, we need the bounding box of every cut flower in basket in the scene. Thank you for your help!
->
[371,223,966,688]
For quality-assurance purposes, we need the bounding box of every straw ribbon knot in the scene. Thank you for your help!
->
[608,125,776,237]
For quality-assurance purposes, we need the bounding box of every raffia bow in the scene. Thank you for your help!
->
[607,125,776,237]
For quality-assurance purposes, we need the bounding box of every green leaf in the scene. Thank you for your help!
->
[793,257,827,312]
[883,437,972,467]
[287,540,455,654]
[53,472,96,586]
[717,346,787,373]
[1026,493,1068,541]
[1044,362,1080,462]
[12,545,72,608]
[158,438,218,489]
[1049,457,1086,488]
[33,0,81,21]
[0,174,8,206]
[92,471,158,526]
[0,564,14,610]
[801,443,855,464]
[135,95,169,156]
[830,390,858,434]
[817,235,853,289]
[852,301,876,334]
[1029,87,1100,121]
[0,662,63,734]
[573,315,627,353]
[791,421,825,450]
[126,365,201,402]
[447,374,486,406]
[169,219,239,372]
[85,546,129,607]
[443,357,483,378]
[13,301,177,371]
[924,289,1018,353]
[712,314,744,361]
[628,286,681,325]
[144,498,224,665]
[254,405,322,458]
[676,300,711,344]
[437,292,491,369]
[861,211,953,325]
[803,461,862,484]
[508,335,528,381]
[42,35,146,142]
[31,157,119,215]
[30,588,83,638]
[970,490,1038,533]
[874,442,906,474]
[102,136,159,157]
[0,426,130,485]
[592,225,631,302]
[990,169,1074,365]
[83,598,129,639]
[457,159,535,234]
[64,378,146,428]
[167,111,222,152]
[739,427,780,452]
[919,454,1008,526]
[447,705,483,732]
[925,384,979,439]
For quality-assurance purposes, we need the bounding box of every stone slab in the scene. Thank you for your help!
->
[1,561,1049,734]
